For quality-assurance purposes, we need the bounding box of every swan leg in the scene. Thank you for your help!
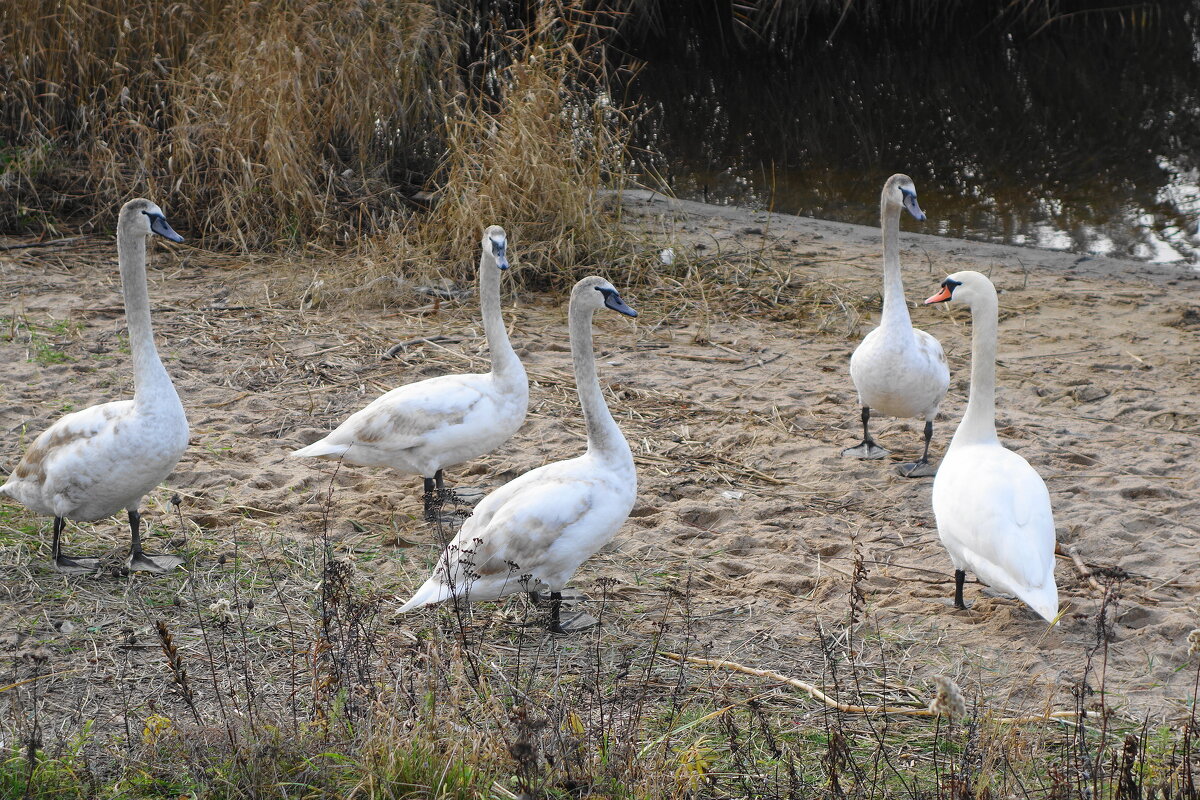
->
[50,516,100,573]
[530,588,591,605]
[841,406,890,459]
[434,469,485,507]
[434,469,455,507]
[423,474,466,525]
[422,476,441,522]
[896,420,938,478]
[953,569,968,610]
[546,591,599,635]
[126,510,183,573]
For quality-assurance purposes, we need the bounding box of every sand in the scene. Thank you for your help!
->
[2,192,1198,723]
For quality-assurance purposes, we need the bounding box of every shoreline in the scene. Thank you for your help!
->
[616,188,1200,286]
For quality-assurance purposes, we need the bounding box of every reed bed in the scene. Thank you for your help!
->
[0,0,452,248]
[342,5,647,303]
[2,0,654,305]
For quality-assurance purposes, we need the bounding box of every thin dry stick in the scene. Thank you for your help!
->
[1061,543,1103,594]
[0,669,83,694]
[659,652,1076,724]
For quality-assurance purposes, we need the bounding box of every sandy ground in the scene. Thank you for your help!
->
[2,192,1198,729]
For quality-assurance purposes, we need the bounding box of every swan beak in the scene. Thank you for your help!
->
[604,292,638,317]
[148,214,184,243]
[491,240,509,270]
[902,191,926,222]
[925,285,953,304]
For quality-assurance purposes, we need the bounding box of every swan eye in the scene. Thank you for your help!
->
[491,239,506,256]
[943,278,962,290]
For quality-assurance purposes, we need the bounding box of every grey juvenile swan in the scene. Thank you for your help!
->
[398,277,638,634]
[843,174,950,477]
[1,199,189,573]
[291,226,529,521]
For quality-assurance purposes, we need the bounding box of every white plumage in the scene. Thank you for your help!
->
[844,174,950,477]
[925,270,1059,622]
[399,276,638,633]
[1,198,188,573]
[291,225,528,519]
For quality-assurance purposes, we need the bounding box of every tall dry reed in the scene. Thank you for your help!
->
[2,1,649,300]
[1,0,451,247]
[290,2,651,308]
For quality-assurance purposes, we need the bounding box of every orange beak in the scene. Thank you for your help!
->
[925,285,954,304]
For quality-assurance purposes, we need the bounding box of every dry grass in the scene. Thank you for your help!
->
[3,0,432,241]
[3,491,1197,798]
[1,1,659,306]
[326,5,651,307]
[1,0,450,248]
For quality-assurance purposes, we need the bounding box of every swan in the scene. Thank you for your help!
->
[924,271,1058,621]
[398,276,638,633]
[291,225,529,521]
[843,174,950,478]
[1,199,189,573]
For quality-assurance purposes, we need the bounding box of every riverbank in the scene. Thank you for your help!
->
[1,195,1198,794]
[617,189,1200,285]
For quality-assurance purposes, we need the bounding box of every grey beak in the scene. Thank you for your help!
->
[604,291,637,318]
[902,191,926,222]
[148,213,184,243]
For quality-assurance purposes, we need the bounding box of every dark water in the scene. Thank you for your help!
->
[625,19,1200,268]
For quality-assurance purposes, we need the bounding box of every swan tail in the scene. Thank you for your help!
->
[290,439,351,459]
[397,577,454,613]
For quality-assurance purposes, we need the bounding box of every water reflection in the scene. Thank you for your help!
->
[625,22,1200,267]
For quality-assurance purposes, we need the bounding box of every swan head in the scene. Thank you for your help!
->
[884,174,925,222]
[120,198,184,243]
[925,270,995,306]
[482,225,509,270]
[572,276,638,318]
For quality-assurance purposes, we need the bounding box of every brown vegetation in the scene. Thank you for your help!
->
[0,0,454,247]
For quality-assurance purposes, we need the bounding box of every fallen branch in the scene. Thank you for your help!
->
[663,351,745,364]
[1055,542,1103,593]
[385,335,460,358]
[0,668,82,694]
[735,352,784,371]
[0,236,86,251]
[659,651,1077,724]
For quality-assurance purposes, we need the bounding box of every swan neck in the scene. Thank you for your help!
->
[117,226,174,407]
[880,199,912,328]
[479,251,520,379]
[956,291,1000,445]
[568,302,629,463]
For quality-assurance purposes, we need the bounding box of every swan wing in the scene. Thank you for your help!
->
[300,373,496,453]
[401,461,631,608]
[935,446,1056,594]
[2,401,136,514]
[913,329,950,380]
